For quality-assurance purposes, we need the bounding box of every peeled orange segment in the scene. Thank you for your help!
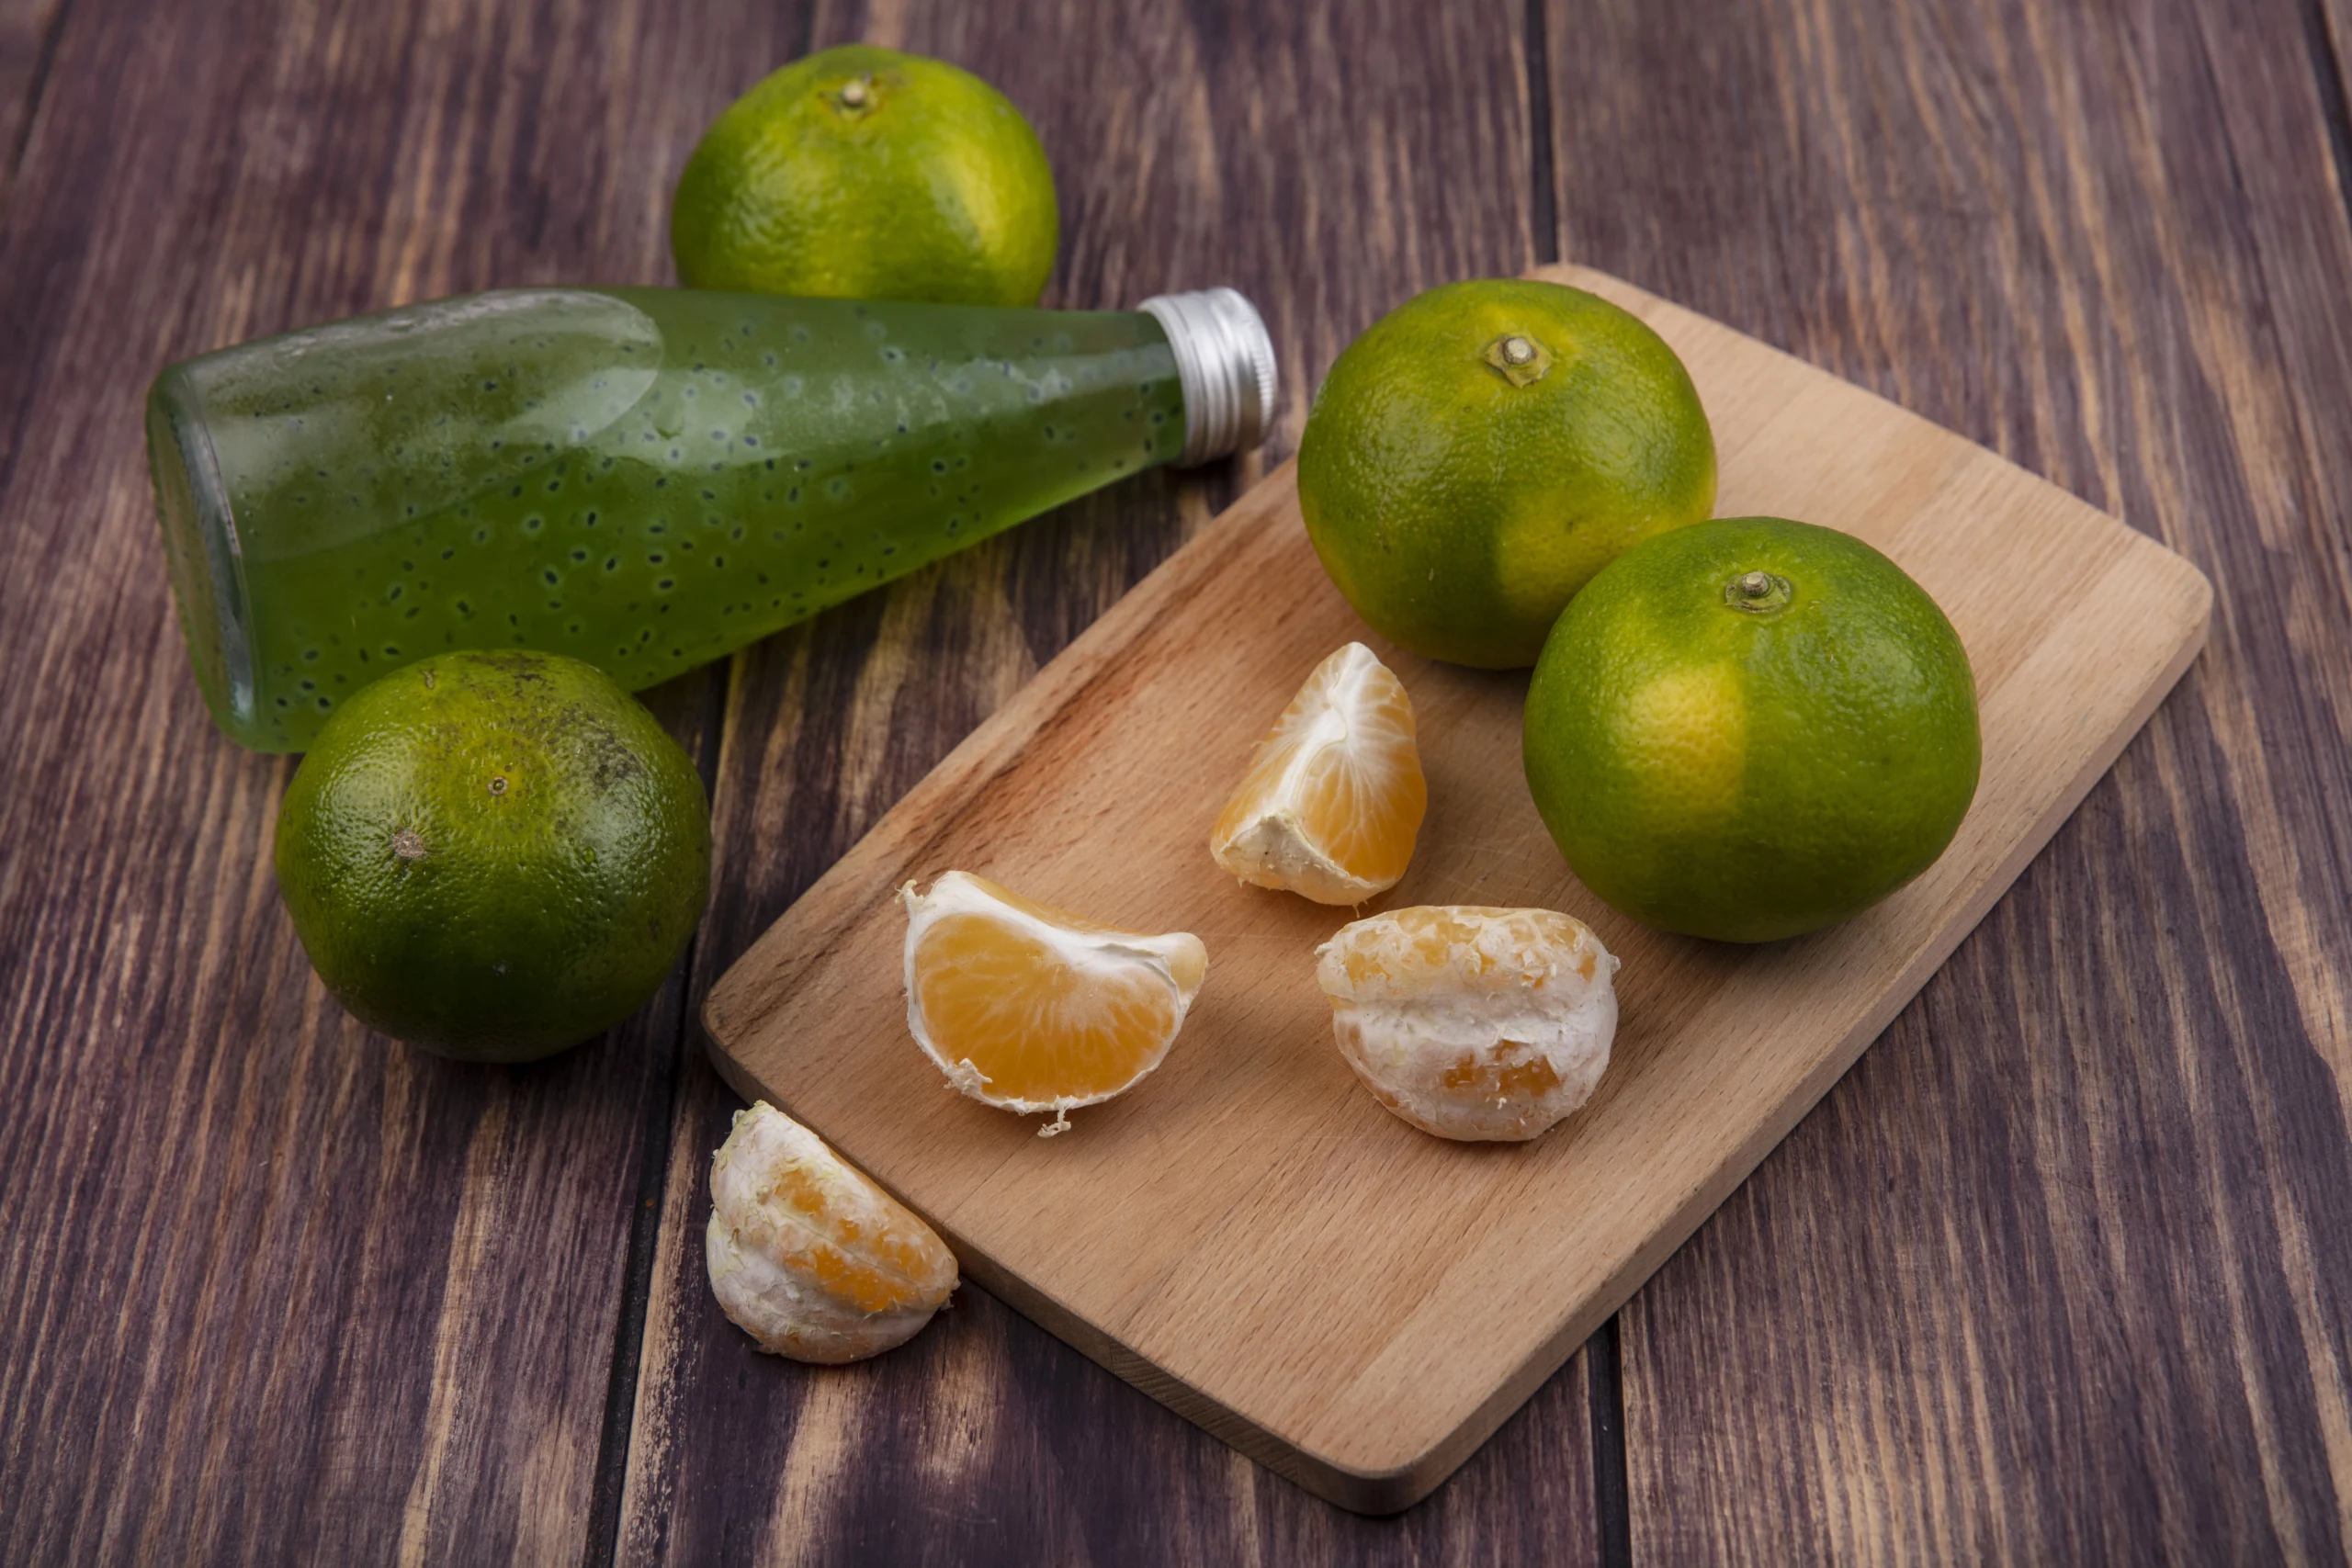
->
[1209,642,1429,906]
[706,1100,958,1363]
[900,871,1207,1132]
[1316,905,1620,1143]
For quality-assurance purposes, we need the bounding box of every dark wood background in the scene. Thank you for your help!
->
[3,0,2349,1562]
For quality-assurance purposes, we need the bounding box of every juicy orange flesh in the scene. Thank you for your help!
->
[1213,650,1427,885]
[1437,1042,1565,1101]
[759,1159,945,1314]
[913,911,1181,1104]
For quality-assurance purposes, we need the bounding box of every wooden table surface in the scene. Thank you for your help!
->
[3,1,2348,1562]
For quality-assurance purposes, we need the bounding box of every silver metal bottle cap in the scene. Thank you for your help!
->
[1136,288,1278,466]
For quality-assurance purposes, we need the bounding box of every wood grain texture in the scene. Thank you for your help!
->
[0,0,63,204]
[695,266,2208,1513]
[0,0,780,1561]
[1544,0,2352,1560]
[611,0,1599,1560]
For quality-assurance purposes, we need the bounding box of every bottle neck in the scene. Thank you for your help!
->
[1136,288,1278,466]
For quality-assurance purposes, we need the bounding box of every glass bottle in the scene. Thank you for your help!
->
[146,286,1275,750]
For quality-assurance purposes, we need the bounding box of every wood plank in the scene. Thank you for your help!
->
[1544,0,2352,1559]
[613,0,1591,1558]
[695,265,2208,1513]
[0,0,798,1561]
[0,0,63,206]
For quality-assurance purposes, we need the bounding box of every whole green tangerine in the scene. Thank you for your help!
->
[274,649,712,1062]
[671,43,1059,307]
[1523,516,1981,942]
[1296,277,1718,670]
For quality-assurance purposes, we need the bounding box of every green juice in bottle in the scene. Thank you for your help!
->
[146,287,1274,750]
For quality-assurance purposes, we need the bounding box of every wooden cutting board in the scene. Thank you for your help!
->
[701,265,2211,1514]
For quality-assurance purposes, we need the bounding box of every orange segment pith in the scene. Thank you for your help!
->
[900,872,1207,1129]
[706,1100,958,1363]
[1209,642,1428,905]
[1315,905,1621,1143]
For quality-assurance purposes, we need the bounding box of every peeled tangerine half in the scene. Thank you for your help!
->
[901,871,1207,1134]
[706,1100,958,1362]
[1316,906,1621,1142]
[1209,642,1429,905]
